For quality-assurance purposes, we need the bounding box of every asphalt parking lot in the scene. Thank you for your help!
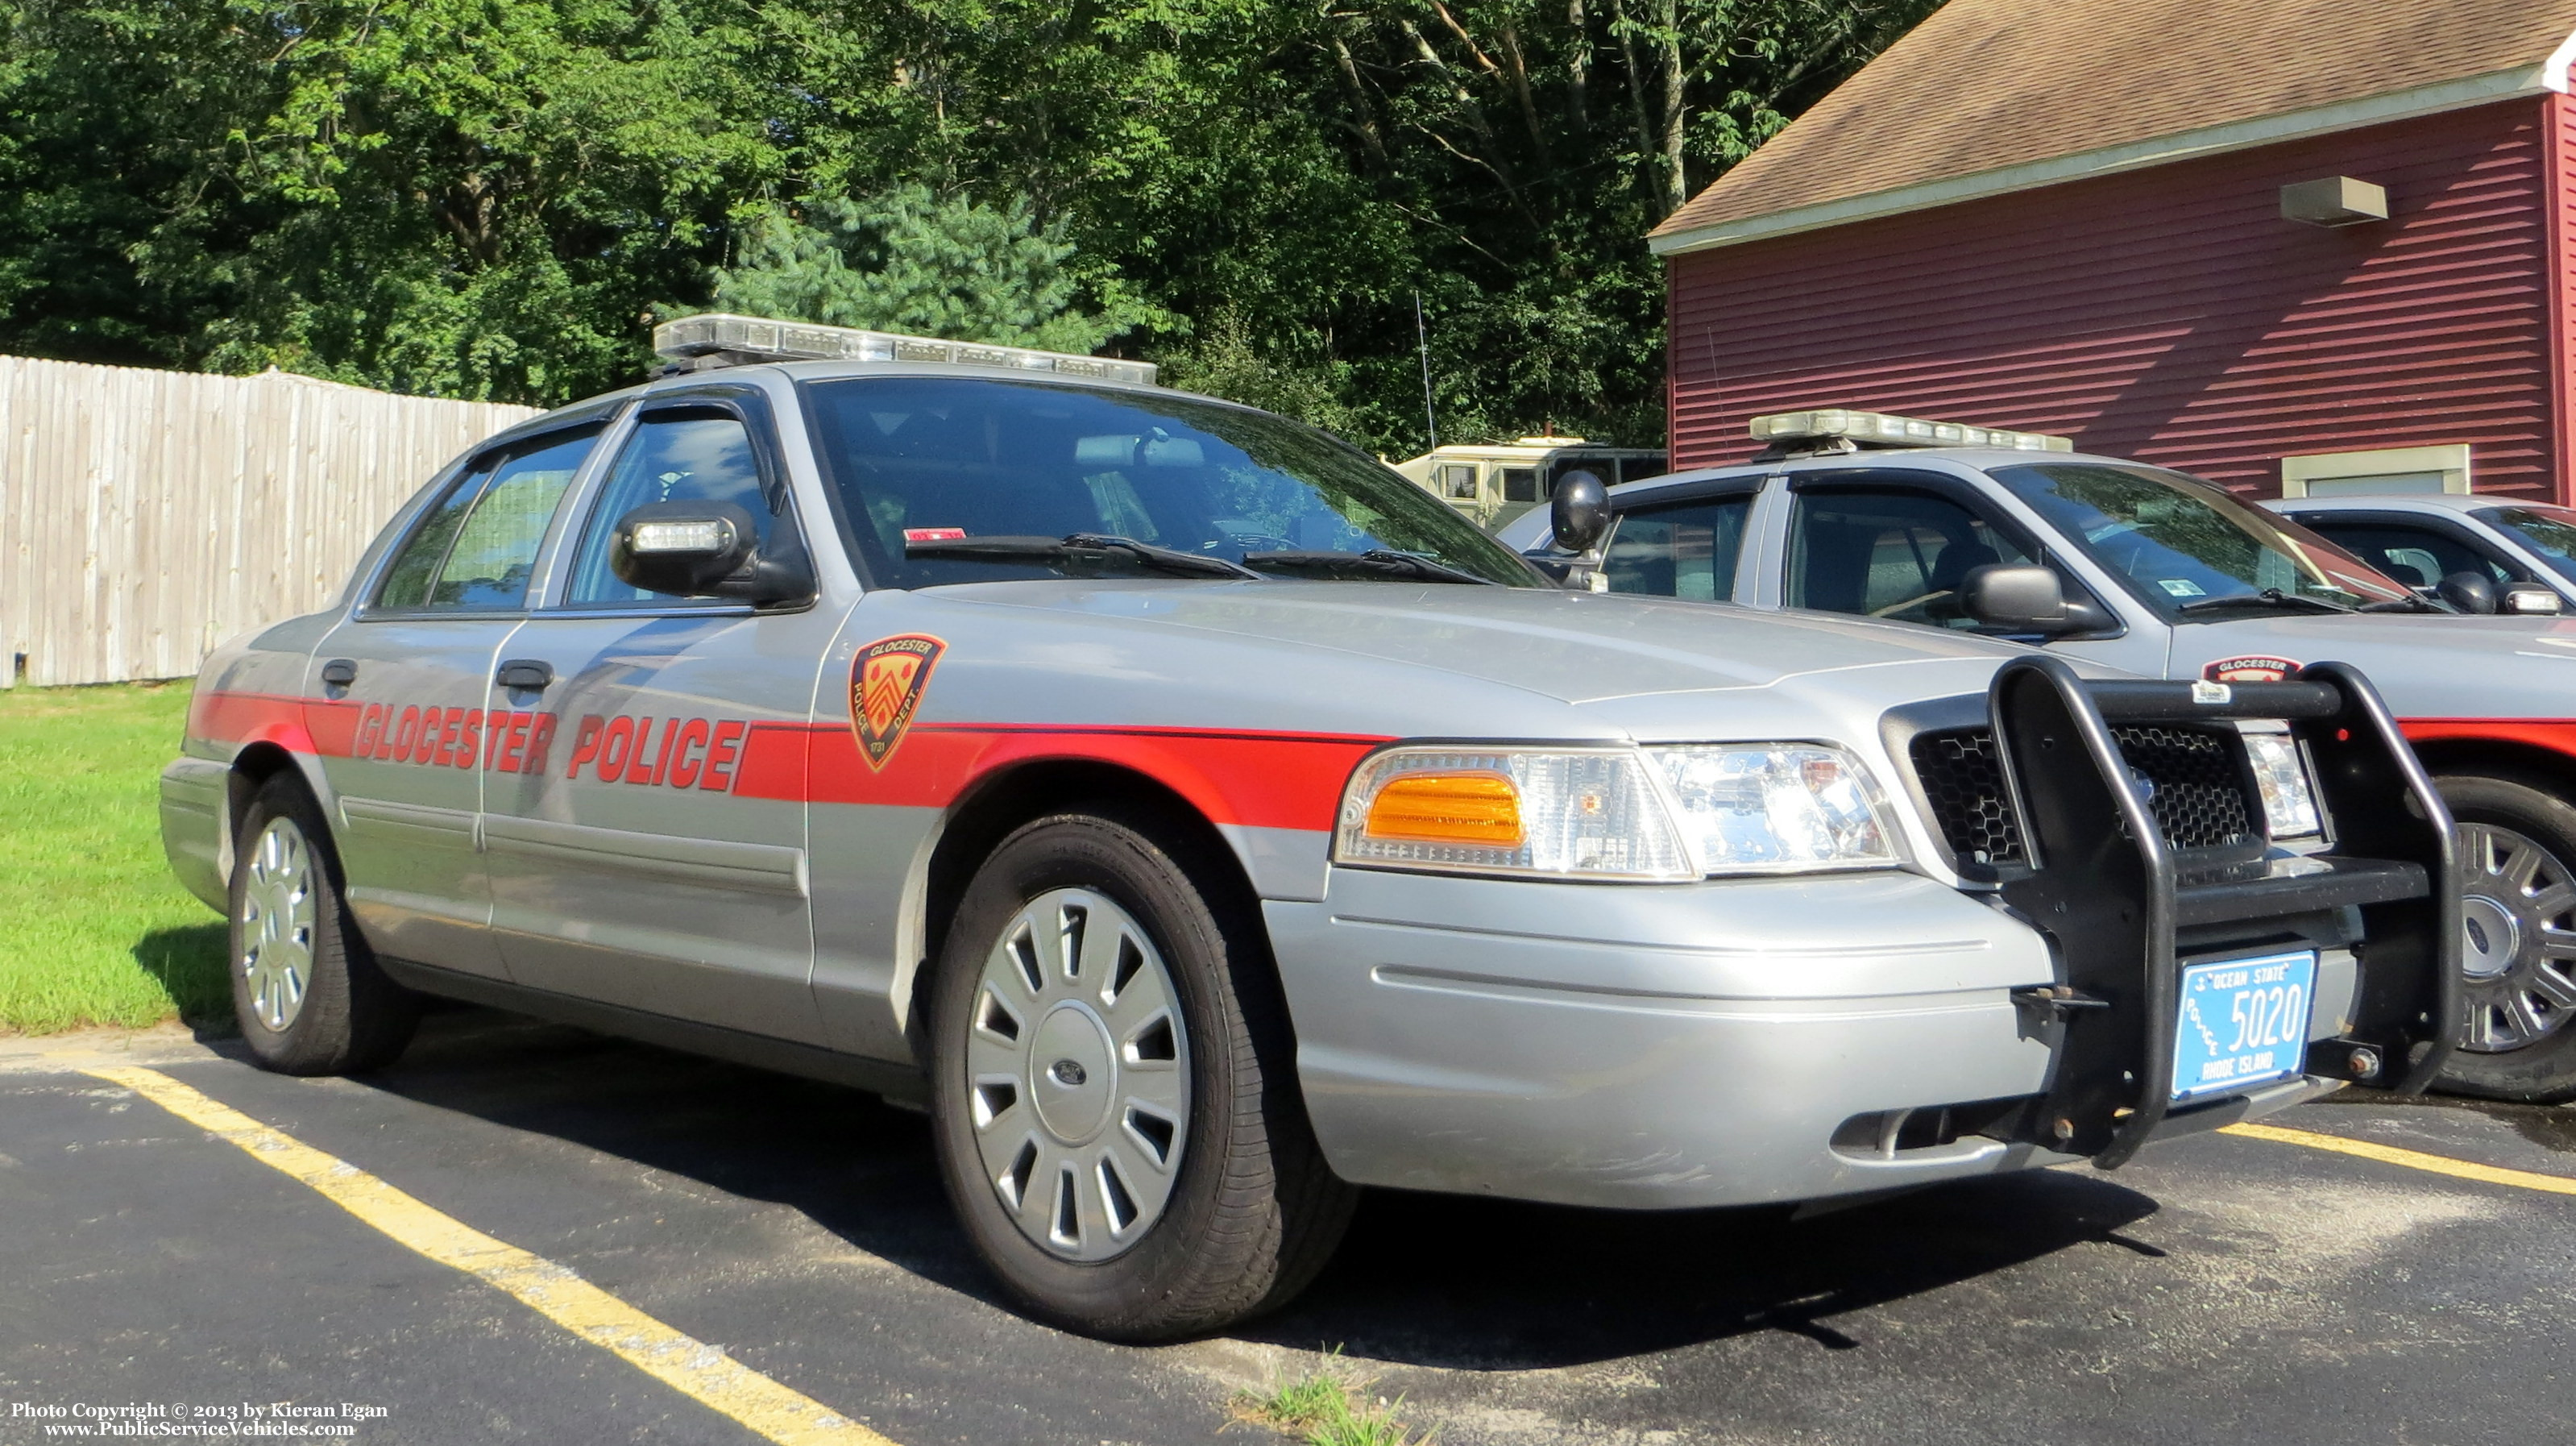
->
[2,1010,2571,1445]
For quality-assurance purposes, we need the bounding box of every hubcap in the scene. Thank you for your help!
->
[963,887,1189,1261]
[2455,822,2576,1053]
[237,817,317,1033]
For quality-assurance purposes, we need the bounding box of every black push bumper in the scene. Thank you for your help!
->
[1985,656,2458,1168]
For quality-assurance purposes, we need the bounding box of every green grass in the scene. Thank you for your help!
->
[1227,1353,1434,1446]
[0,680,230,1033]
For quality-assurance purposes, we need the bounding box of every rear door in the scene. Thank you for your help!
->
[481,388,834,1043]
[305,424,602,977]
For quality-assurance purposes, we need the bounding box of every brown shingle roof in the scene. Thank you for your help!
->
[1652,0,2576,246]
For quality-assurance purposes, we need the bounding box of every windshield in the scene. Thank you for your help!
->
[2480,505,2576,585]
[801,376,1539,588]
[1986,462,2415,617]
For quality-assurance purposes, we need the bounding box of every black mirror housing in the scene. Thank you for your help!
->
[1550,472,1612,553]
[609,501,764,598]
[1962,563,2078,635]
[2437,570,2499,614]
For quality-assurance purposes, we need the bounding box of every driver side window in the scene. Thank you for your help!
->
[2296,519,2517,589]
[1787,486,2039,629]
[564,405,784,607]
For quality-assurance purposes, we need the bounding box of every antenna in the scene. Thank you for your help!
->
[1413,290,1439,452]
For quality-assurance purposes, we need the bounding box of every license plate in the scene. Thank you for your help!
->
[2171,950,2316,1101]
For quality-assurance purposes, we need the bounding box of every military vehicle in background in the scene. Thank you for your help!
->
[1392,435,1667,530]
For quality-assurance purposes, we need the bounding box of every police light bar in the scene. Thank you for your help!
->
[653,313,1158,386]
[1750,408,2073,452]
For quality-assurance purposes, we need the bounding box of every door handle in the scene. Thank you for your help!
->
[319,658,359,687]
[495,659,554,691]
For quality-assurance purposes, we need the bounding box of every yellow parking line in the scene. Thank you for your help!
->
[2221,1121,2576,1197]
[87,1066,896,1446]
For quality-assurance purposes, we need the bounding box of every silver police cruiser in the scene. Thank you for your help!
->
[2264,492,2576,615]
[1503,405,2576,1102]
[163,330,2454,1339]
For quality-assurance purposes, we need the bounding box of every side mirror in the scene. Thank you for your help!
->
[1550,471,1612,553]
[609,501,763,598]
[2437,571,2499,615]
[2504,583,2564,616]
[1961,564,2077,635]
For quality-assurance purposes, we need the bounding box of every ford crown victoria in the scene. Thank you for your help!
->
[1503,408,2574,1102]
[164,330,2455,1338]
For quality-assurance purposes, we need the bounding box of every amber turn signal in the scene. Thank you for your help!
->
[1363,771,1524,846]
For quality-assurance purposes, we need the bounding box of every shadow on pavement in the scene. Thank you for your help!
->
[350,1007,2164,1367]
[1251,1168,2161,1369]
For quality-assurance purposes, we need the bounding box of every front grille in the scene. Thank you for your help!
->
[1911,730,2022,865]
[1910,725,2258,866]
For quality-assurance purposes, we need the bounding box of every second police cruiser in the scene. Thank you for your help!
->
[163,323,2455,1339]
[1503,406,2576,1102]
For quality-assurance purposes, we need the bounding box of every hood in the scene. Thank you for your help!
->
[944,579,2037,703]
[2169,613,2576,720]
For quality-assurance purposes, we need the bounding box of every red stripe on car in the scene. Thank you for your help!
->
[732,721,1388,831]
[2400,718,2576,758]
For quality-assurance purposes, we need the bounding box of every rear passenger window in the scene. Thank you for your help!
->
[374,428,599,612]
[564,407,782,607]
[1603,494,1752,600]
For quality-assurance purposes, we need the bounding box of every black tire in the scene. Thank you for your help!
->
[227,773,419,1075]
[2433,774,2576,1103]
[925,806,1355,1340]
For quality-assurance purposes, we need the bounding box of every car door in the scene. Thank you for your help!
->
[1770,470,2164,674]
[480,387,834,1044]
[2285,513,2529,592]
[305,424,603,978]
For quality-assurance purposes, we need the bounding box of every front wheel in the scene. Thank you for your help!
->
[926,808,1354,1339]
[2433,775,2576,1103]
[227,773,419,1075]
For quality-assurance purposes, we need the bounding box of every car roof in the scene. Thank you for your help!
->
[2260,493,2509,516]
[1598,447,2146,504]
[488,357,1276,452]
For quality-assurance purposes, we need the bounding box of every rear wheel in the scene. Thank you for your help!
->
[926,808,1354,1339]
[228,773,419,1075]
[2433,775,2576,1103]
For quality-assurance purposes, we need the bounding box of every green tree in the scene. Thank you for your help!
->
[710,185,1167,355]
[0,0,1941,443]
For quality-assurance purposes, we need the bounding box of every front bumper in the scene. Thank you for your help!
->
[1272,659,2453,1210]
[1271,870,2359,1209]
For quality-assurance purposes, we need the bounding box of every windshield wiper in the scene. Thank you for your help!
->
[903,533,1260,580]
[1239,549,1499,585]
[2358,592,2445,613]
[2175,588,2354,616]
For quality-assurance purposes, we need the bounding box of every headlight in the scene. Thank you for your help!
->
[2241,729,2322,841]
[1334,742,1899,881]
[1335,748,1692,879]
[1648,745,1898,871]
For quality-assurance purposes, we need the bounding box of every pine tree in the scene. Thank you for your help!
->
[710,185,1159,355]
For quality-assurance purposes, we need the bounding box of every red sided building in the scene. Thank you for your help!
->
[1652,0,2576,501]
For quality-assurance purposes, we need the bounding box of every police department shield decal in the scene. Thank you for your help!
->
[851,634,944,770]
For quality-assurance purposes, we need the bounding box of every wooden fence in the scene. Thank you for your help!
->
[0,355,537,686]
